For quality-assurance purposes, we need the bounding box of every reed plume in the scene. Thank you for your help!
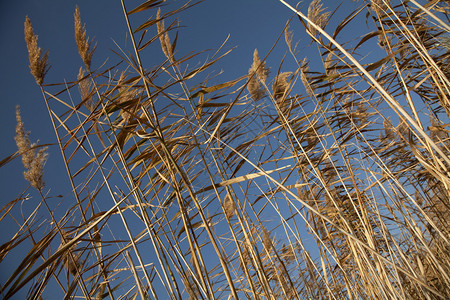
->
[156,8,173,61]
[74,6,95,72]
[284,23,293,51]
[77,67,93,112]
[371,0,390,16]
[273,72,292,100]
[300,58,314,98]
[247,49,269,101]
[14,106,47,191]
[223,193,236,218]
[24,16,49,86]
[307,0,330,37]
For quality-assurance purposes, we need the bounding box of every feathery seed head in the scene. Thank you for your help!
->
[157,8,173,61]
[430,117,448,143]
[383,117,393,140]
[397,118,410,138]
[24,146,48,191]
[356,101,368,125]
[324,52,336,76]
[15,106,48,191]
[252,49,269,83]
[371,0,390,16]
[415,190,423,207]
[60,231,81,275]
[77,67,93,112]
[24,16,49,86]
[300,59,314,98]
[285,24,293,50]
[74,6,95,72]
[117,72,141,123]
[224,193,236,218]
[15,106,33,170]
[307,0,330,37]
[273,72,292,100]
[247,49,270,101]
[262,226,273,251]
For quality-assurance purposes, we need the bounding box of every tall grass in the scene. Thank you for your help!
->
[1,0,450,298]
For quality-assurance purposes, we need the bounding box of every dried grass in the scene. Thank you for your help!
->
[2,1,450,299]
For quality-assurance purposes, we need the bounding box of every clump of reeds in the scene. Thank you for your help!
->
[3,1,450,299]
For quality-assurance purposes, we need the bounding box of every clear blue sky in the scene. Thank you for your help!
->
[0,1,364,298]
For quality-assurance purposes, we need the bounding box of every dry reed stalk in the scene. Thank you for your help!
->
[24,16,49,86]
[15,106,47,191]
[74,6,95,72]
[59,232,81,276]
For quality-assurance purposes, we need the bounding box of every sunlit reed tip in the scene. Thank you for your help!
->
[74,6,96,72]
[156,8,173,61]
[247,49,269,101]
[24,16,49,86]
